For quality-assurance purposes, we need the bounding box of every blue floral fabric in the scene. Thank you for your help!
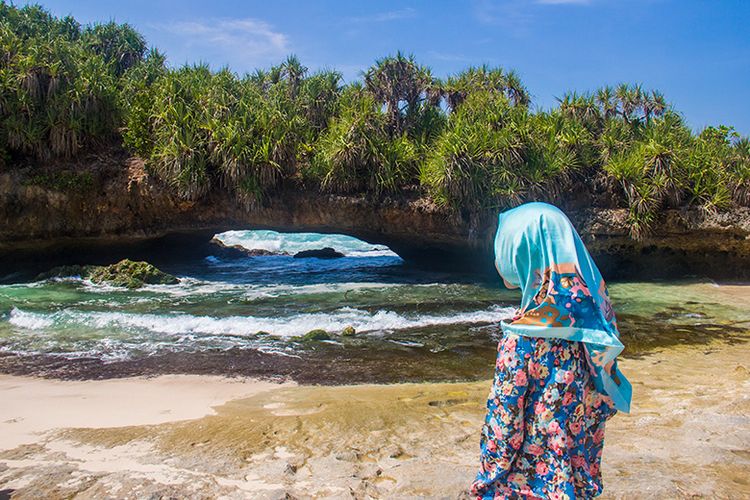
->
[493,202,631,413]
[471,334,616,500]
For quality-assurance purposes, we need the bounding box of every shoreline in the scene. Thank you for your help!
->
[1,339,748,498]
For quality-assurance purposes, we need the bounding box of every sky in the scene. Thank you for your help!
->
[22,0,750,135]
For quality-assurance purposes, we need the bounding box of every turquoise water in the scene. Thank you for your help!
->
[0,230,748,382]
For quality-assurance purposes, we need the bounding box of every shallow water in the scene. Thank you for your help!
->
[0,230,748,382]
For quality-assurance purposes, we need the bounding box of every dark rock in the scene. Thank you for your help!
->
[293,247,345,259]
[208,237,285,258]
[36,264,93,280]
[297,329,331,341]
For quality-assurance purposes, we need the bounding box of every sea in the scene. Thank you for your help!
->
[1,230,748,383]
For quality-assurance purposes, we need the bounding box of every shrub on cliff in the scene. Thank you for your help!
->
[309,87,418,194]
[122,56,342,205]
[0,4,141,161]
[1,3,748,239]
[421,92,580,209]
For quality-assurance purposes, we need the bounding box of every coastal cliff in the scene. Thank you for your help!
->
[1,155,749,280]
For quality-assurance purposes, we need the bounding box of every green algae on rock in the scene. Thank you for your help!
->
[298,329,331,341]
[37,259,178,289]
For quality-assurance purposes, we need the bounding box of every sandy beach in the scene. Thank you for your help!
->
[1,336,748,499]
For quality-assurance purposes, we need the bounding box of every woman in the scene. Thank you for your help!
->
[471,202,631,500]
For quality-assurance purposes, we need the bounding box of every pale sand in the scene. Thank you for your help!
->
[0,339,748,499]
[0,374,293,450]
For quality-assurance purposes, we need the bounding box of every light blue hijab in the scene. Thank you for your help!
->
[494,202,632,413]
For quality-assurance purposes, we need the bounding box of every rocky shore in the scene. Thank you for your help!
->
[1,335,748,499]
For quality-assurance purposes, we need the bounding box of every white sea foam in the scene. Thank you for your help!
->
[6,305,515,339]
[214,229,400,258]
[8,308,55,329]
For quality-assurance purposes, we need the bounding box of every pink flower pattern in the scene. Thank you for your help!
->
[471,335,616,499]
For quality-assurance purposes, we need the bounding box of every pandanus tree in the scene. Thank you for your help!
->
[0,20,118,160]
[363,52,436,136]
[82,22,147,76]
[422,90,579,209]
[280,54,307,98]
[443,65,530,110]
[311,84,417,194]
[558,92,601,131]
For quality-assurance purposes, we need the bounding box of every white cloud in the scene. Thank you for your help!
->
[155,18,289,68]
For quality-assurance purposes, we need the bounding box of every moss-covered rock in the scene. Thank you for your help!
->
[298,329,331,341]
[87,259,178,288]
[341,325,356,337]
[37,259,178,289]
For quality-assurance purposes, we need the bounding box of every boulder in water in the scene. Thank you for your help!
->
[37,259,178,289]
[208,237,286,258]
[293,247,345,259]
[88,259,178,288]
[298,329,331,341]
[341,326,356,337]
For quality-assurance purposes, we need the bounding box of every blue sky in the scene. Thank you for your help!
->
[25,0,750,135]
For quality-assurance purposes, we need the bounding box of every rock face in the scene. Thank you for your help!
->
[2,155,750,279]
[293,247,345,259]
[37,259,178,288]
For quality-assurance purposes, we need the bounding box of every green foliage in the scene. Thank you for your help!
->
[310,88,418,194]
[443,65,530,109]
[421,92,580,209]
[0,2,121,160]
[81,21,146,76]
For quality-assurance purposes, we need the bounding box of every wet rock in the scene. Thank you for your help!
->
[297,329,331,341]
[38,259,177,289]
[36,264,92,280]
[208,237,286,258]
[87,260,178,288]
[341,326,356,337]
[292,247,344,259]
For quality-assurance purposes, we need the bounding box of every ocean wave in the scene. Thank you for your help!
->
[214,229,399,258]
[6,305,514,339]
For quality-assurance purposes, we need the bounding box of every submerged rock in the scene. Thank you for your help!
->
[298,329,331,341]
[208,237,286,258]
[293,247,345,259]
[37,259,177,289]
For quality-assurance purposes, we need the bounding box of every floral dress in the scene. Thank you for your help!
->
[471,333,617,500]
